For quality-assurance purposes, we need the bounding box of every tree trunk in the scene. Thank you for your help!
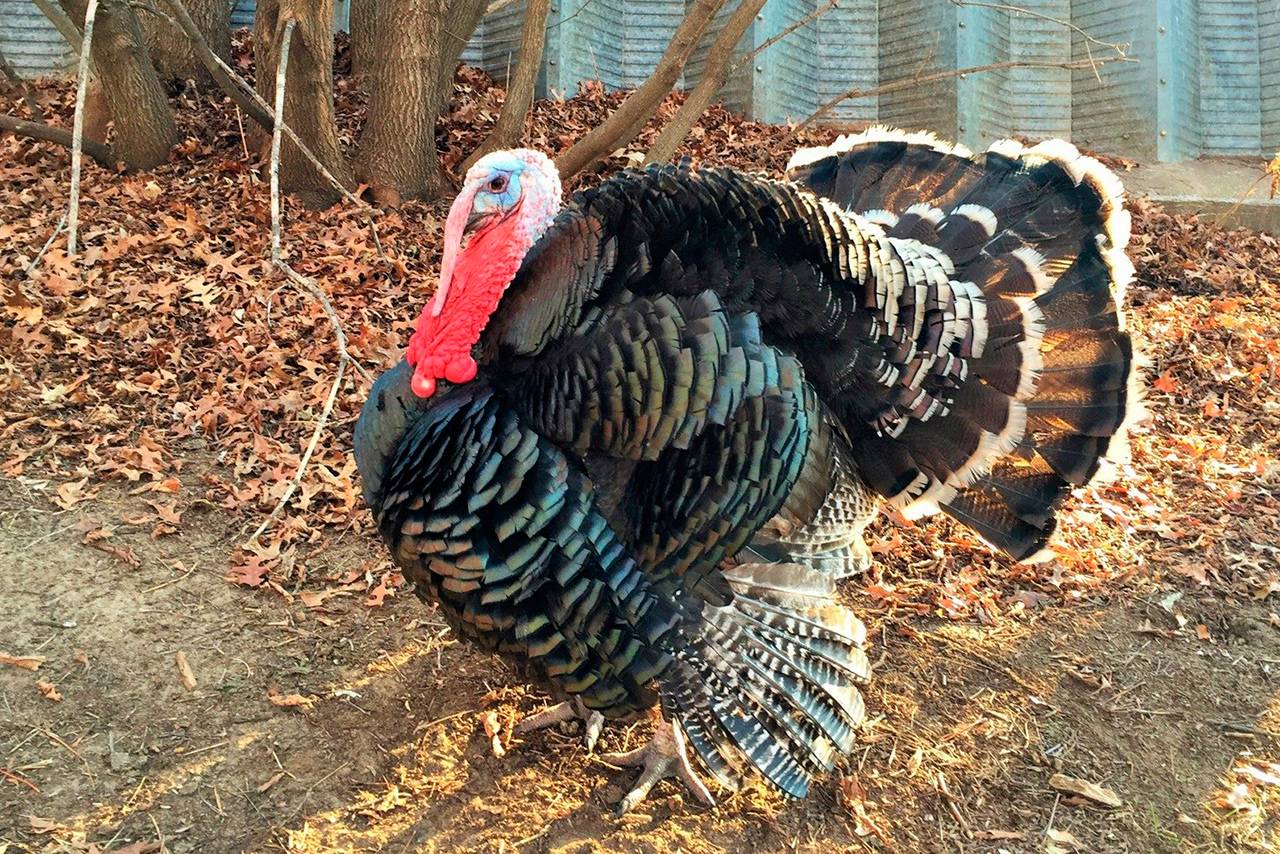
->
[61,0,177,170]
[435,0,487,113]
[554,0,725,181]
[349,0,375,80]
[143,0,233,84]
[254,0,350,208]
[645,0,764,165]
[355,0,485,204]
[461,0,548,172]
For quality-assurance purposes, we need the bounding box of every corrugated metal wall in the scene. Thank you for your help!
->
[753,0,821,123]
[231,0,255,29]
[1263,0,1280,151]
[816,0,877,124]
[5,1,1278,160]
[0,0,73,79]
[1199,0,1256,154]
[1166,0,1203,159]
[879,0,957,137]
[1071,0,1156,158]
[230,1,349,32]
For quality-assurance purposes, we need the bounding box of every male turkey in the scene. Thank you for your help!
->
[354,129,1140,812]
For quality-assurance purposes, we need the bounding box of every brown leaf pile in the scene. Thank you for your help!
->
[2,47,1278,618]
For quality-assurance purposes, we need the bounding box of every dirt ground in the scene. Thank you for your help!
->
[2,474,1277,854]
[5,57,1280,854]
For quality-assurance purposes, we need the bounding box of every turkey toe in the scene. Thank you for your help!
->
[601,720,716,814]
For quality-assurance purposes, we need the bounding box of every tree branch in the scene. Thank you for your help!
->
[268,18,295,266]
[462,0,550,172]
[157,0,382,254]
[645,0,766,165]
[948,0,1129,83]
[0,47,44,118]
[159,0,273,128]
[0,115,114,165]
[250,15,371,546]
[67,0,99,257]
[727,0,836,76]
[35,0,84,54]
[554,0,726,180]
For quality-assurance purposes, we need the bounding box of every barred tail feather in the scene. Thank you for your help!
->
[660,563,869,798]
[788,128,1143,561]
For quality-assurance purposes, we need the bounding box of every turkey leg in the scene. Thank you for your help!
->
[513,697,605,752]
[599,717,716,814]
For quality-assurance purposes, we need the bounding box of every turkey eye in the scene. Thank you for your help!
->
[488,175,508,193]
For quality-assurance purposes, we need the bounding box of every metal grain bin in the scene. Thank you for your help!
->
[0,0,74,78]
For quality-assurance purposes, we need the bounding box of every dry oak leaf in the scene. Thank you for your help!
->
[36,680,62,702]
[0,652,45,671]
[268,689,316,710]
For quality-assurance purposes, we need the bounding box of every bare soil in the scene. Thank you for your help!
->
[2,478,1276,854]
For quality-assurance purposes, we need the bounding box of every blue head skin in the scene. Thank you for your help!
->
[464,151,526,231]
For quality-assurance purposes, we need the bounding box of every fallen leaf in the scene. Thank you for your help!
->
[114,842,162,854]
[28,815,62,833]
[258,771,285,792]
[1216,782,1258,814]
[1195,623,1212,641]
[1152,370,1179,393]
[1047,827,1084,851]
[482,710,505,757]
[151,477,182,494]
[175,650,197,691]
[837,773,892,843]
[227,558,271,587]
[267,689,316,710]
[36,680,62,702]
[90,541,141,567]
[54,477,98,510]
[0,652,45,671]
[1048,772,1123,808]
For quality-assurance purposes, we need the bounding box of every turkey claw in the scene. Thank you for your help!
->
[514,698,606,753]
[600,719,715,815]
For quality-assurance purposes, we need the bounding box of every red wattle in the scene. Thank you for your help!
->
[411,370,437,398]
[445,356,478,384]
[405,214,527,399]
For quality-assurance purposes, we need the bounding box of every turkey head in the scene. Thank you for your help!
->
[406,149,562,398]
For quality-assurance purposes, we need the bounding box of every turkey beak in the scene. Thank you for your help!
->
[429,183,483,318]
[465,208,494,234]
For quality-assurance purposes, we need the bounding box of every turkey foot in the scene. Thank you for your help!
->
[600,719,716,814]
[514,698,605,752]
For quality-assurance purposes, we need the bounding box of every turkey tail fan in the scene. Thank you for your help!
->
[788,128,1144,561]
[659,563,869,797]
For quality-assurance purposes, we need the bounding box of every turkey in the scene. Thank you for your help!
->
[354,129,1140,812]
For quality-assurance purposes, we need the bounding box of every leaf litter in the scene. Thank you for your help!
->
[2,35,1280,853]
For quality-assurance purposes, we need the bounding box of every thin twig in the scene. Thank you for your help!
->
[796,55,1135,131]
[268,19,295,267]
[949,0,1129,71]
[157,0,383,257]
[25,212,68,279]
[0,47,44,118]
[248,19,370,546]
[67,0,99,258]
[247,347,346,546]
[728,0,838,76]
